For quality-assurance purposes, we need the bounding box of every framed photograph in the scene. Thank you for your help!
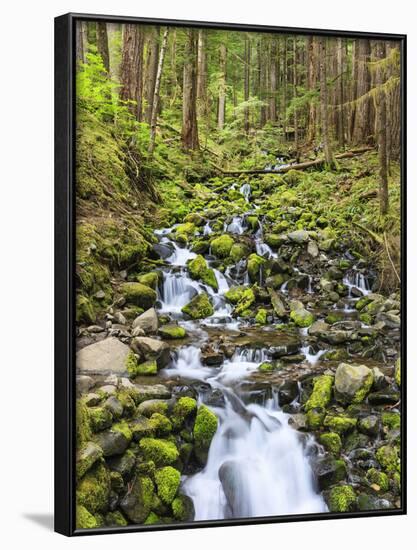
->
[55,13,406,536]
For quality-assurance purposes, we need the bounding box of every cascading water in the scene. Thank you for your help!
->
[155,217,328,521]
[240,183,251,203]
[343,269,371,297]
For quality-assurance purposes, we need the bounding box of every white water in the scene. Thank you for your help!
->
[170,346,327,519]
[240,183,251,203]
[343,269,371,297]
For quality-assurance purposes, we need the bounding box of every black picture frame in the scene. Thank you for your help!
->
[55,12,407,537]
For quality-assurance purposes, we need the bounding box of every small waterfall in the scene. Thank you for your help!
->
[158,270,201,314]
[178,344,327,519]
[343,269,371,297]
[240,183,251,203]
[226,216,246,235]
[203,222,213,236]
[256,241,277,259]
[300,346,326,366]
[165,241,196,266]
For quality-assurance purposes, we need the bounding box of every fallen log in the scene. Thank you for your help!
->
[216,147,375,175]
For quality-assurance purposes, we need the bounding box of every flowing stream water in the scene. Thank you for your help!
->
[152,184,337,520]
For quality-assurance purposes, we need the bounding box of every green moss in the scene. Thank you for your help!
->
[172,494,195,521]
[76,504,100,529]
[225,285,248,304]
[246,215,259,231]
[158,325,187,339]
[319,432,342,455]
[210,234,234,258]
[137,272,159,289]
[258,362,277,373]
[247,253,266,283]
[355,296,373,311]
[359,313,372,325]
[88,406,113,432]
[382,411,401,431]
[76,295,96,325]
[144,511,161,525]
[255,308,268,324]
[171,397,198,429]
[376,445,399,474]
[323,415,357,434]
[120,282,157,309]
[136,360,158,376]
[150,413,173,436]
[116,391,136,416]
[366,468,389,492]
[328,485,356,512]
[110,471,124,493]
[325,311,345,325]
[105,510,128,526]
[154,466,181,504]
[139,438,179,466]
[290,307,315,328]
[193,405,218,464]
[283,169,303,186]
[76,399,92,447]
[112,421,133,444]
[234,288,255,316]
[76,442,103,480]
[264,233,286,249]
[188,255,218,290]
[352,371,374,404]
[175,222,197,240]
[181,292,214,319]
[305,375,333,412]
[76,461,110,514]
[230,243,250,262]
[306,409,325,429]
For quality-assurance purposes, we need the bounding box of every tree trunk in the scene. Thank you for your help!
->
[352,39,373,145]
[218,43,227,130]
[319,37,336,167]
[374,41,389,215]
[149,28,169,154]
[244,34,251,133]
[336,37,345,147]
[120,24,144,121]
[283,37,287,137]
[182,29,199,150]
[76,21,87,65]
[197,30,208,117]
[293,38,299,160]
[144,27,160,124]
[307,36,317,143]
[269,38,277,123]
[96,22,110,72]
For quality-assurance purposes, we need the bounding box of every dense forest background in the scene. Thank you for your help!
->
[75,21,401,322]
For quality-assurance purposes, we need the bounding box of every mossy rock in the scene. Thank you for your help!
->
[149,413,173,436]
[306,408,325,430]
[171,397,198,430]
[366,468,389,492]
[105,510,128,527]
[210,234,234,258]
[305,375,333,411]
[265,233,286,249]
[184,212,205,226]
[290,304,315,328]
[255,308,268,325]
[76,399,92,447]
[174,222,197,241]
[76,442,103,480]
[246,216,259,231]
[225,285,248,304]
[325,311,345,325]
[144,511,161,525]
[76,461,111,514]
[381,411,401,431]
[230,242,251,262]
[283,169,303,186]
[319,432,342,455]
[120,475,155,524]
[139,438,179,466]
[181,292,214,319]
[323,414,357,434]
[133,360,158,377]
[247,253,266,283]
[120,282,157,309]
[327,485,356,512]
[193,405,218,464]
[376,445,399,474]
[88,406,113,432]
[155,466,181,504]
[172,494,195,521]
[158,324,187,340]
[76,504,101,529]
[395,357,401,386]
[234,288,256,316]
[76,295,96,325]
[187,255,218,290]
[137,272,159,290]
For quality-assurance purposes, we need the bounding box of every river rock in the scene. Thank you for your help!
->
[358,415,380,436]
[313,456,347,490]
[289,300,315,328]
[94,429,131,457]
[76,374,95,394]
[76,338,131,375]
[120,476,154,523]
[367,390,400,406]
[219,460,249,517]
[181,292,214,319]
[76,441,103,479]
[132,308,158,334]
[308,320,330,337]
[335,363,373,403]
[320,330,354,344]
[277,380,299,406]
[134,385,172,404]
[307,240,319,258]
[288,230,310,244]
[131,337,171,369]
[268,288,286,317]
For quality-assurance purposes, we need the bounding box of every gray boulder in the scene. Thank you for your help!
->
[132,308,158,334]
[335,363,373,403]
[76,337,131,374]
[131,337,171,369]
